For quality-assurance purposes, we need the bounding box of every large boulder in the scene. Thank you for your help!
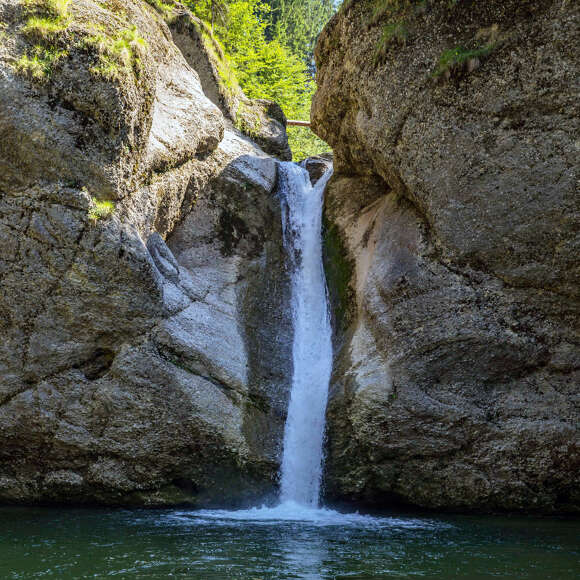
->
[167,8,292,160]
[0,0,291,506]
[313,0,579,512]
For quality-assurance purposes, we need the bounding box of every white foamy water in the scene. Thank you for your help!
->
[168,504,442,529]
[278,162,334,508]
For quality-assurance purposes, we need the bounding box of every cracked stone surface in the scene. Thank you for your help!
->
[313,0,579,512]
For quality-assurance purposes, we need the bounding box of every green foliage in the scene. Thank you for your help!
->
[22,15,69,41]
[88,198,115,221]
[188,0,230,28]
[143,0,175,19]
[23,0,71,19]
[234,38,309,112]
[184,0,333,159]
[267,0,334,65]
[14,0,70,81]
[287,127,328,162]
[14,45,66,80]
[85,25,147,80]
[432,44,495,78]
[197,21,242,101]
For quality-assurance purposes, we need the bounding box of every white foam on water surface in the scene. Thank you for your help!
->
[169,502,442,529]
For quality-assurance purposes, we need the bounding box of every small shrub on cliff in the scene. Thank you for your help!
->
[367,0,427,67]
[432,44,495,79]
[88,198,115,222]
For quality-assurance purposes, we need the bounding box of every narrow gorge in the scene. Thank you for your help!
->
[0,0,578,521]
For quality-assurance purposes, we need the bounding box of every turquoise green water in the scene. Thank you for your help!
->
[0,506,578,579]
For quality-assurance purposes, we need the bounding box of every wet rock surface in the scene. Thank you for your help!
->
[303,153,333,185]
[313,0,579,512]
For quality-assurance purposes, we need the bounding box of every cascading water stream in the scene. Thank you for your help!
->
[186,161,382,523]
[278,162,334,508]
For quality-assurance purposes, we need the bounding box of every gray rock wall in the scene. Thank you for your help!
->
[0,0,291,506]
[168,9,292,161]
[313,0,579,512]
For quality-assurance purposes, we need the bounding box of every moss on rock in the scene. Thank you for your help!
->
[323,214,356,338]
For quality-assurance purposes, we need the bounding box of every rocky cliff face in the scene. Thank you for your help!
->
[167,9,292,161]
[313,0,579,512]
[0,0,291,506]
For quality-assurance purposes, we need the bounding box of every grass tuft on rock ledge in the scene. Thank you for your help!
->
[14,0,71,81]
[23,0,71,19]
[84,25,147,81]
[23,15,69,41]
[432,44,495,79]
[88,198,115,221]
[14,45,67,80]
[22,0,71,38]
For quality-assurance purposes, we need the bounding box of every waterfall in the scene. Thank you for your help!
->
[187,161,379,521]
[278,162,333,508]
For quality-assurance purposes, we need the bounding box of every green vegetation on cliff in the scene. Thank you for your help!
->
[432,43,495,78]
[84,25,147,80]
[88,198,115,222]
[184,0,334,159]
[14,0,148,83]
[15,45,66,80]
[15,0,71,80]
